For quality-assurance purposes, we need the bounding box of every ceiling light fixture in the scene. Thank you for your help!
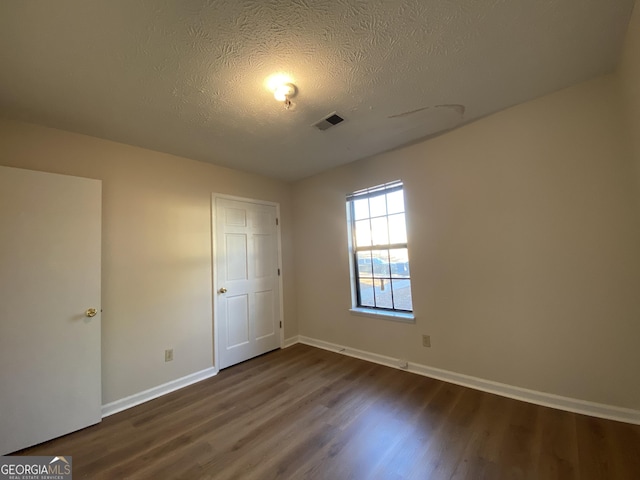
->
[265,74,298,110]
[273,82,297,109]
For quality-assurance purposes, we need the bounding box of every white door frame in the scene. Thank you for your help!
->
[211,193,284,370]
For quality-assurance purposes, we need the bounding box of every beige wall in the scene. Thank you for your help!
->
[620,1,640,198]
[0,119,295,404]
[292,74,640,410]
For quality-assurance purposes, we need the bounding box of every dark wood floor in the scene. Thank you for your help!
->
[17,344,640,479]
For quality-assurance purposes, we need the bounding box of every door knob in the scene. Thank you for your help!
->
[85,308,98,318]
[218,287,228,294]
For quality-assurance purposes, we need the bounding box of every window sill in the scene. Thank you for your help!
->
[349,308,415,323]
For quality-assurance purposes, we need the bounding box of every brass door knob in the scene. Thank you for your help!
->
[218,287,228,294]
[85,308,98,318]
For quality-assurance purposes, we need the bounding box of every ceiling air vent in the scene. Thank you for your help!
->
[313,112,344,131]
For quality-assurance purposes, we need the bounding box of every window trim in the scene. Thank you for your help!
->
[349,307,415,323]
[346,180,413,316]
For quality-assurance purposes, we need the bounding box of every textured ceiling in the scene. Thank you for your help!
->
[0,0,635,181]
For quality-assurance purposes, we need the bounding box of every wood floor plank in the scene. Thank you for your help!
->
[407,385,483,479]
[576,414,616,479]
[605,419,640,479]
[448,392,514,480]
[576,413,640,480]
[495,399,541,479]
[14,344,640,479]
[535,406,579,480]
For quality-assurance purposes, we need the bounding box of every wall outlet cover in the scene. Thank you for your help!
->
[165,349,174,362]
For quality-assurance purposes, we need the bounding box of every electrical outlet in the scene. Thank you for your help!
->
[165,349,174,362]
[422,335,431,348]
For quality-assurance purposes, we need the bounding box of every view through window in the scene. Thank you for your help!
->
[347,181,413,312]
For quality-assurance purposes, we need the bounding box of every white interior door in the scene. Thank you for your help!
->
[0,166,102,455]
[214,196,282,369]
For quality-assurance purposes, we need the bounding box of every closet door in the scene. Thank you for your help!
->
[0,166,102,454]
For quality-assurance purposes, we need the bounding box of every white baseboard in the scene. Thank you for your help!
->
[283,335,300,348]
[101,367,218,418]
[297,336,640,425]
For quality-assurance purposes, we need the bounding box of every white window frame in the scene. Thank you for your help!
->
[346,181,415,322]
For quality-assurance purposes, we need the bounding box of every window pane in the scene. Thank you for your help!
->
[370,217,389,245]
[353,198,369,220]
[357,252,373,278]
[369,194,387,217]
[371,250,390,278]
[392,279,413,311]
[375,278,393,308]
[387,190,405,214]
[389,248,410,277]
[355,219,372,247]
[388,214,407,244]
[359,279,375,307]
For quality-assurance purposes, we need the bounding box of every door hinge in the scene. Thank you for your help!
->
[276,217,279,226]
[279,321,282,328]
[277,268,281,276]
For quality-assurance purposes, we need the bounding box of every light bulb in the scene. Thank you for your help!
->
[274,84,294,102]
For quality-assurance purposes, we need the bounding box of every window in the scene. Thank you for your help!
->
[347,181,413,314]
